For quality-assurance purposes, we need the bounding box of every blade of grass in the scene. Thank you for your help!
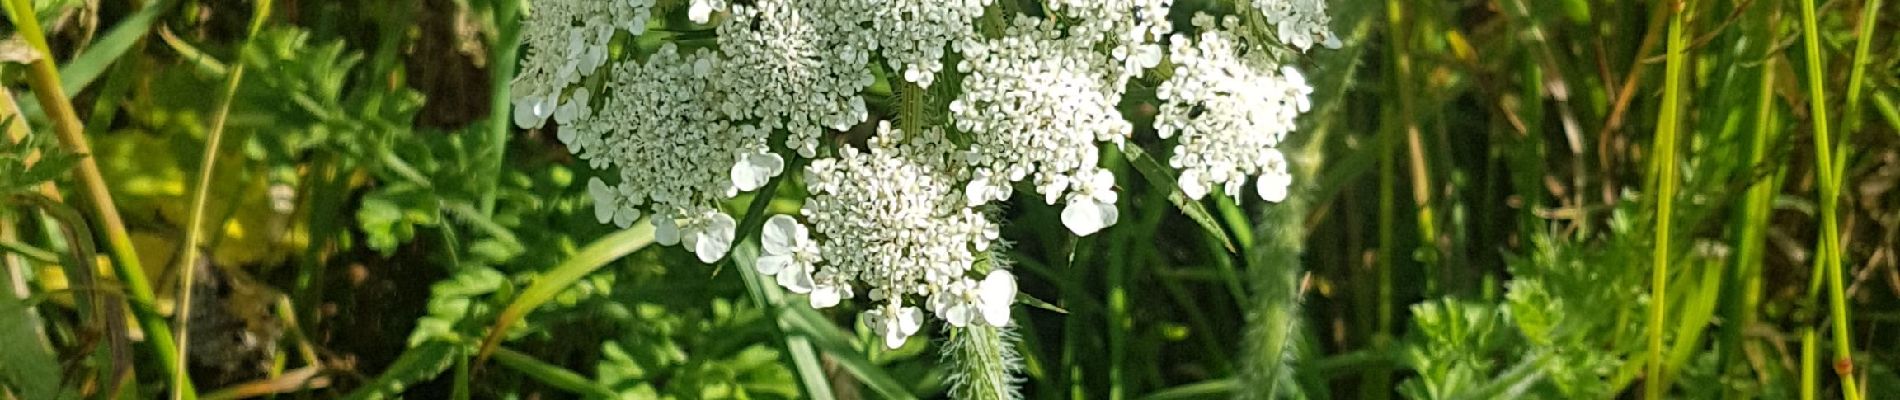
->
[1840,0,1882,135]
[778,307,917,399]
[1121,145,1237,253]
[1719,5,1784,392]
[0,251,67,400]
[171,2,271,397]
[476,223,655,361]
[490,347,618,399]
[1644,1,1689,398]
[1138,379,1236,400]
[731,236,839,400]
[1797,0,1861,396]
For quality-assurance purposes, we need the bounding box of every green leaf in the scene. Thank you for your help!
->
[477,222,655,360]
[1119,145,1237,253]
[780,307,920,400]
[342,340,459,400]
[492,347,619,399]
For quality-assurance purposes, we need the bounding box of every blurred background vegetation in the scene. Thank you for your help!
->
[1,0,1896,398]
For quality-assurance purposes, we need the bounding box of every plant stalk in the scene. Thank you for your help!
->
[172,0,270,394]
[1,0,194,396]
[1797,0,1861,397]
[1644,1,1688,397]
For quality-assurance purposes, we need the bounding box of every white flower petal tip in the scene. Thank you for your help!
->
[731,152,785,192]
[881,307,923,349]
[687,2,714,24]
[760,215,801,254]
[809,284,847,309]
[978,270,1018,327]
[1257,173,1292,203]
[691,213,737,263]
[1061,199,1118,236]
[653,217,681,246]
[1178,170,1209,200]
[756,254,792,276]
[777,265,814,293]
[587,178,615,225]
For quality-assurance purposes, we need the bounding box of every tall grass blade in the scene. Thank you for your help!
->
[477,223,655,360]
[1643,1,1689,397]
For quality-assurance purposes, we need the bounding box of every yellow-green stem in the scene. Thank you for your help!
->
[0,0,194,397]
[1797,0,1860,397]
[1645,1,1688,398]
[171,49,249,400]
[172,3,271,397]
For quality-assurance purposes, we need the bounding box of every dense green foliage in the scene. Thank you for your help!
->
[2,0,1896,398]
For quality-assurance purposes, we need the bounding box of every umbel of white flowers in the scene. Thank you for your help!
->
[515,0,1334,348]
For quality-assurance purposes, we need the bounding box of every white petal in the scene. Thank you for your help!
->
[880,322,907,349]
[978,270,1018,327]
[1178,170,1208,200]
[897,307,923,336]
[731,152,784,192]
[809,284,844,309]
[1061,199,1109,236]
[943,304,972,327]
[777,265,814,293]
[755,254,792,276]
[613,207,640,229]
[692,213,736,263]
[760,215,800,255]
[965,178,993,207]
[1257,174,1291,203]
[687,1,714,23]
[512,98,540,129]
[588,178,615,224]
[654,217,680,246]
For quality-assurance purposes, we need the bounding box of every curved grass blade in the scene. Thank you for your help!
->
[1119,145,1237,253]
[491,347,618,399]
[476,222,655,361]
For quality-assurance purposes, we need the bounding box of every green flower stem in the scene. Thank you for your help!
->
[482,0,522,215]
[172,1,271,397]
[1797,0,1860,397]
[0,0,192,397]
[1644,1,1687,398]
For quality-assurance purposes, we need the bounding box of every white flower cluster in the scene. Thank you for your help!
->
[950,17,1137,237]
[756,122,1012,348]
[1253,0,1342,51]
[867,0,991,88]
[717,1,876,157]
[1043,0,1173,87]
[573,43,782,263]
[512,0,654,129]
[514,0,1338,344]
[1155,14,1313,202]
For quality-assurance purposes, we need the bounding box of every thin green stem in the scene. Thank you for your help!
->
[482,0,521,215]
[0,0,191,396]
[1842,0,1882,134]
[172,3,270,396]
[1645,1,1688,398]
[1797,0,1860,397]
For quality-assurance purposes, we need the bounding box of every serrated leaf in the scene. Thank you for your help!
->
[1120,145,1237,253]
